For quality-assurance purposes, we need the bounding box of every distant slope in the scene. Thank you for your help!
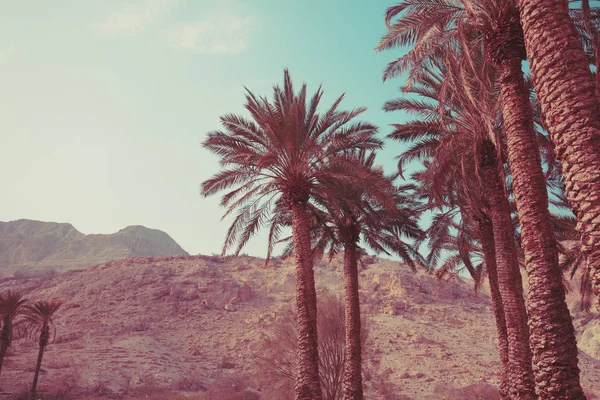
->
[0,254,598,399]
[0,219,189,274]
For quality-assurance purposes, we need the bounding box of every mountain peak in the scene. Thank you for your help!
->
[0,219,189,275]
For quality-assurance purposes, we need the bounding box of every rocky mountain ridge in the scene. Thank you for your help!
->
[0,219,189,276]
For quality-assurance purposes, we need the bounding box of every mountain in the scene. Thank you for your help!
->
[0,254,598,399]
[0,219,189,276]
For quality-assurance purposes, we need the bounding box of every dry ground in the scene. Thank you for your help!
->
[1,254,599,399]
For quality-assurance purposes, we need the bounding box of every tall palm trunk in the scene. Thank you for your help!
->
[0,317,11,378]
[498,54,584,399]
[291,203,323,400]
[518,0,600,314]
[342,237,363,400]
[30,324,49,400]
[481,142,536,399]
[477,216,510,399]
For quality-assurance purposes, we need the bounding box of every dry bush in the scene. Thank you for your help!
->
[43,371,81,399]
[44,358,73,369]
[433,382,499,399]
[203,376,258,400]
[219,356,236,370]
[12,371,82,400]
[254,292,368,400]
[91,380,117,398]
[13,267,57,281]
[368,376,408,400]
[130,384,170,400]
[127,317,152,333]
[54,331,84,345]
[175,373,207,392]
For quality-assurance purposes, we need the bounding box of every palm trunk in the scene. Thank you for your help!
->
[291,203,323,400]
[518,0,600,316]
[0,318,10,378]
[30,325,49,400]
[498,56,584,399]
[342,242,363,400]
[0,347,6,380]
[477,216,509,399]
[481,141,536,399]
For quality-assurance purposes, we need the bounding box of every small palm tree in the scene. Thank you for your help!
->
[0,291,27,381]
[22,300,62,400]
[314,178,423,400]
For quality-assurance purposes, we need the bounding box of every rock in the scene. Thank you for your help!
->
[187,347,201,356]
[392,300,408,315]
[237,283,253,301]
[578,320,600,360]
[152,288,170,300]
[185,289,199,300]
[411,334,428,344]
[224,303,237,312]
[169,287,184,300]
[201,299,213,309]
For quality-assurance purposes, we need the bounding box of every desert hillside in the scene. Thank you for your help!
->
[1,254,599,399]
[0,219,189,276]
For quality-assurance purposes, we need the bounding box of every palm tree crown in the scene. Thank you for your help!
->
[201,69,384,256]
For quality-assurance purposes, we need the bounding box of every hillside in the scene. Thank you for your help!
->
[0,219,189,276]
[0,254,599,399]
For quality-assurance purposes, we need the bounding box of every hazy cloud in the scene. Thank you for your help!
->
[97,0,257,54]
[97,0,176,35]
[168,9,256,54]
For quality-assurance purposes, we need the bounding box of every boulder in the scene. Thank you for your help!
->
[579,320,600,360]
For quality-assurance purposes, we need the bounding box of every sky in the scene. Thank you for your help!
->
[0,0,413,257]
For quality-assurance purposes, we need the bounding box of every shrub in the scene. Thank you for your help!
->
[433,382,499,400]
[254,292,368,400]
[13,268,57,281]
[219,357,236,370]
[175,374,207,392]
[204,376,257,400]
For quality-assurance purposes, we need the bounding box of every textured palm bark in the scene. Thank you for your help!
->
[498,57,584,399]
[481,143,536,399]
[518,0,600,316]
[342,242,363,400]
[0,317,10,378]
[477,217,510,399]
[291,203,323,400]
[30,324,49,400]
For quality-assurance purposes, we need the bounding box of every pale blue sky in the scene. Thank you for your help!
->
[0,0,411,256]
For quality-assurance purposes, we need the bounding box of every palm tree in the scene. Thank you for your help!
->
[377,2,584,396]
[317,178,422,400]
[201,70,383,400]
[22,300,62,400]
[570,0,600,95]
[0,291,27,381]
[384,49,533,398]
[267,152,422,400]
[517,1,600,322]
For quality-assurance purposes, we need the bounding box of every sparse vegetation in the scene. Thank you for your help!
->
[254,293,367,400]
[21,300,63,400]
